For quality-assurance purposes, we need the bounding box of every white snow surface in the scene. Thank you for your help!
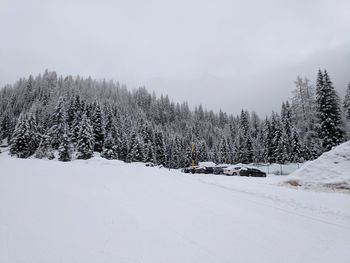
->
[286,140,350,192]
[1,153,350,263]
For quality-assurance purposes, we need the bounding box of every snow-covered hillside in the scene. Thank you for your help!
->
[285,140,350,192]
[1,153,350,263]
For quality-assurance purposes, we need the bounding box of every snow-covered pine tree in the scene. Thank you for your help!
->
[10,114,32,158]
[197,140,208,162]
[281,101,292,160]
[245,135,254,164]
[101,132,118,160]
[316,70,345,151]
[218,136,230,164]
[118,131,129,161]
[180,138,192,168]
[35,134,55,159]
[276,133,289,164]
[290,128,303,163]
[271,113,283,163]
[27,113,40,155]
[58,126,72,161]
[128,130,144,162]
[76,114,95,159]
[154,130,166,165]
[0,126,3,145]
[237,110,253,163]
[140,120,155,163]
[262,117,273,163]
[70,95,83,145]
[343,82,350,123]
[49,96,67,149]
[169,136,182,168]
[91,102,105,152]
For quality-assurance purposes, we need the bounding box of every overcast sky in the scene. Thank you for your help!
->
[0,0,349,115]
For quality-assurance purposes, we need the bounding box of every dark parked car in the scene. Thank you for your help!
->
[205,166,215,174]
[181,167,195,174]
[239,168,266,177]
[195,167,207,174]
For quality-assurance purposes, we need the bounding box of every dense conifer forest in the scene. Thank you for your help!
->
[0,69,349,167]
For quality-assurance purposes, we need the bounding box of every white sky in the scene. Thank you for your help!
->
[1,0,349,115]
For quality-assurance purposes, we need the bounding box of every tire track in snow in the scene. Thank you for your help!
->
[194,177,350,231]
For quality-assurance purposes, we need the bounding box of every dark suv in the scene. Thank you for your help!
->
[239,168,266,177]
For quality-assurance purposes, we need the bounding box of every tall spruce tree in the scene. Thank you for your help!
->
[101,132,118,160]
[35,134,55,160]
[58,126,72,162]
[76,114,95,159]
[28,113,40,155]
[10,114,32,158]
[49,96,67,149]
[290,128,303,162]
[343,82,350,123]
[91,102,105,152]
[128,130,144,162]
[316,70,345,151]
[197,140,208,162]
[154,130,166,165]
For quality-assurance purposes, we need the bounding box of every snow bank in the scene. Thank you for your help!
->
[285,140,350,192]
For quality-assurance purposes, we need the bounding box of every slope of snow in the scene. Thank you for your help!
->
[285,140,350,192]
[1,153,350,263]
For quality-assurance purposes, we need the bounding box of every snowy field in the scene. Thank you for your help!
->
[1,153,350,263]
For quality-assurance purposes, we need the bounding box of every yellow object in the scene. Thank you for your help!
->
[191,143,195,168]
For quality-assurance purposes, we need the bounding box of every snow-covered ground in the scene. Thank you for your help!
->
[1,152,349,263]
[285,140,350,192]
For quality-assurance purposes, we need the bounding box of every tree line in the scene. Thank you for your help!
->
[0,69,349,167]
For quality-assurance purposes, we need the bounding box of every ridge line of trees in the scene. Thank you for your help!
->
[0,69,349,167]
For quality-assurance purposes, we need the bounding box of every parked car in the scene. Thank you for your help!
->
[213,165,229,174]
[223,166,242,176]
[194,162,217,174]
[239,167,266,177]
[195,167,207,174]
[181,167,196,174]
[205,166,215,174]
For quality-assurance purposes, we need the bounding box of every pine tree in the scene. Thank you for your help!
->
[101,132,118,160]
[10,114,32,158]
[91,102,105,152]
[154,131,166,165]
[49,96,67,149]
[169,136,182,168]
[316,70,345,151]
[76,114,95,159]
[343,82,350,123]
[128,130,144,162]
[27,113,40,155]
[219,137,230,163]
[197,140,208,162]
[281,101,292,159]
[58,127,72,161]
[290,128,303,163]
[271,113,283,163]
[118,131,129,161]
[35,134,55,159]
[262,118,273,163]
[70,96,83,145]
